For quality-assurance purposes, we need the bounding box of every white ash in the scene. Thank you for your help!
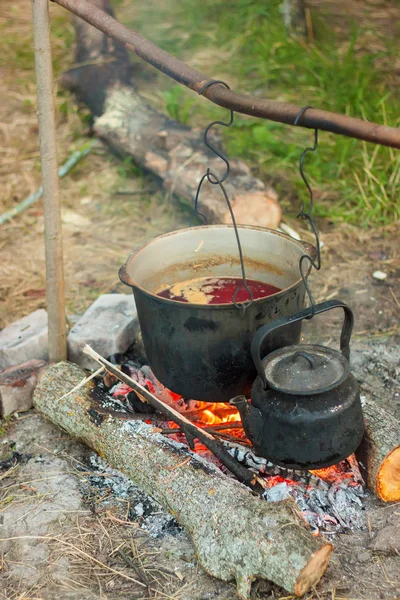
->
[92,383,132,413]
[78,453,182,537]
[225,442,329,488]
[224,441,366,535]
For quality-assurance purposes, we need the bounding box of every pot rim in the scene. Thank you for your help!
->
[119,224,317,310]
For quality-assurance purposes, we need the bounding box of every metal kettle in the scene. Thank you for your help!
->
[231,299,365,470]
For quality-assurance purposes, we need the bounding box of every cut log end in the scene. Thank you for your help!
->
[377,446,400,502]
[358,397,400,503]
[295,544,333,597]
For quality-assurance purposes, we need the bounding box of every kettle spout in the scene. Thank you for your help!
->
[230,395,249,421]
[230,395,263,448]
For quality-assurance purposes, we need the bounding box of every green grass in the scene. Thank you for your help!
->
[126,0,400,225]
[0,416,12,438]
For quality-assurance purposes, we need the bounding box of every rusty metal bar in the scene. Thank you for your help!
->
[51,0,400,149]
[32,0,67,362]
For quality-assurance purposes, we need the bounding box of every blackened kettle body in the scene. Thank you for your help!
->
[232,299,364,470]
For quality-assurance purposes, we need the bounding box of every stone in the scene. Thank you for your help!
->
[0,359,47,417]
[371,525,400,555]
[0,309,48,369]
[67,294,138,370]
[357,550,371,563]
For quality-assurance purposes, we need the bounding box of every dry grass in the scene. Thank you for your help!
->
[0,0,188,329]
[0,513,185,599]
[0,446,190,600]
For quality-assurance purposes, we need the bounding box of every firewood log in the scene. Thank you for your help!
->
[34,362,332,598]
[358,396,400,502]
[61,0,281,229]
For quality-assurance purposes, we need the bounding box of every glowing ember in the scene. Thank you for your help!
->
[106,360,365,534]
[310,453,363,486]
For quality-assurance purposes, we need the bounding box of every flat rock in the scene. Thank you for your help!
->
[67,294,138,370]
[0,309,48,369]
[371,524,400,555]
[0,359,47,417]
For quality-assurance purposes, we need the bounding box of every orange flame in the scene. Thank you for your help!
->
[194,402,241,426]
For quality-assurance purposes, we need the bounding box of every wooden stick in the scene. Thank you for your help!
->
[32,0,67,362]
[83,345,260,490]
[52,0,400,148]
[0,139,97,225]
[59,366,105,399]
[161,423,244,434]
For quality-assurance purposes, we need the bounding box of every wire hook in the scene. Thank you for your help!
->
[193,80,253,314]
[294,106,321,317]
[198,80,233,185]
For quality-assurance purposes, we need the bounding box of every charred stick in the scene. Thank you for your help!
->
[117,548,151,590]
[209,422,243,430]
[183,407,242,420]
[213,432,252,446]
[160,423,243,434]
[83,345,261,490]
[51,0,400,148]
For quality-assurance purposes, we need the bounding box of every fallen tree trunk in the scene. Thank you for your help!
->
[61,0,281,229]
[358,396,400,502]
[34,362,332,598]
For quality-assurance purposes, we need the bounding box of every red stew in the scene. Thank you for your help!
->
[157,276,281,305]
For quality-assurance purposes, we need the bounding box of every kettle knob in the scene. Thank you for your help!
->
[292,351,316,369]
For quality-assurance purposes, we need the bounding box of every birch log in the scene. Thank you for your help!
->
[34,362,332,598]
[358,396,400,502]
[61,0,281,229]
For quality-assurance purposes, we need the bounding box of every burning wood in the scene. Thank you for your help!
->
[358,395,400,502]
[31,336,400,598]
[34,361,333,599]
[95,354,369,534]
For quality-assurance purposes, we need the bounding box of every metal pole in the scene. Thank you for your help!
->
[32,0,67,362]
[52,0,400,149]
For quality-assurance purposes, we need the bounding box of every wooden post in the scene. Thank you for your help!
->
[32,0,67,362]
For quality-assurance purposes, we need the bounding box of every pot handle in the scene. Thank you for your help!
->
[251,299,354,389]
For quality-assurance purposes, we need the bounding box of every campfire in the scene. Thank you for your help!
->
[99,356,366,536]
[34,346,400,599]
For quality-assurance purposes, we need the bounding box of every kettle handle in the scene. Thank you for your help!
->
[251,299,354,388]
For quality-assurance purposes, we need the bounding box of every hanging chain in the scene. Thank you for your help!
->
[294,106,321,318]
[194,80,253,314]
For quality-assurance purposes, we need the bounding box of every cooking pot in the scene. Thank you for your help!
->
[119,225,316,402]
[232,299,364,469]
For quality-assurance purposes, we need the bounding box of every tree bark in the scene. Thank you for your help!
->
[61,0,281,229]
[34,362,332,598]
[280,0,307,38]
[358,396,400,502]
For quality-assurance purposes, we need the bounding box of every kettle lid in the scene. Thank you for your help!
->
[262,344,350,395]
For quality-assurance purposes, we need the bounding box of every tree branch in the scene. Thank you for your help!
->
[52,0,400,148]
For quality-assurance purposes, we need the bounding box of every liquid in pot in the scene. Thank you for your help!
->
[156,276,281,305]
